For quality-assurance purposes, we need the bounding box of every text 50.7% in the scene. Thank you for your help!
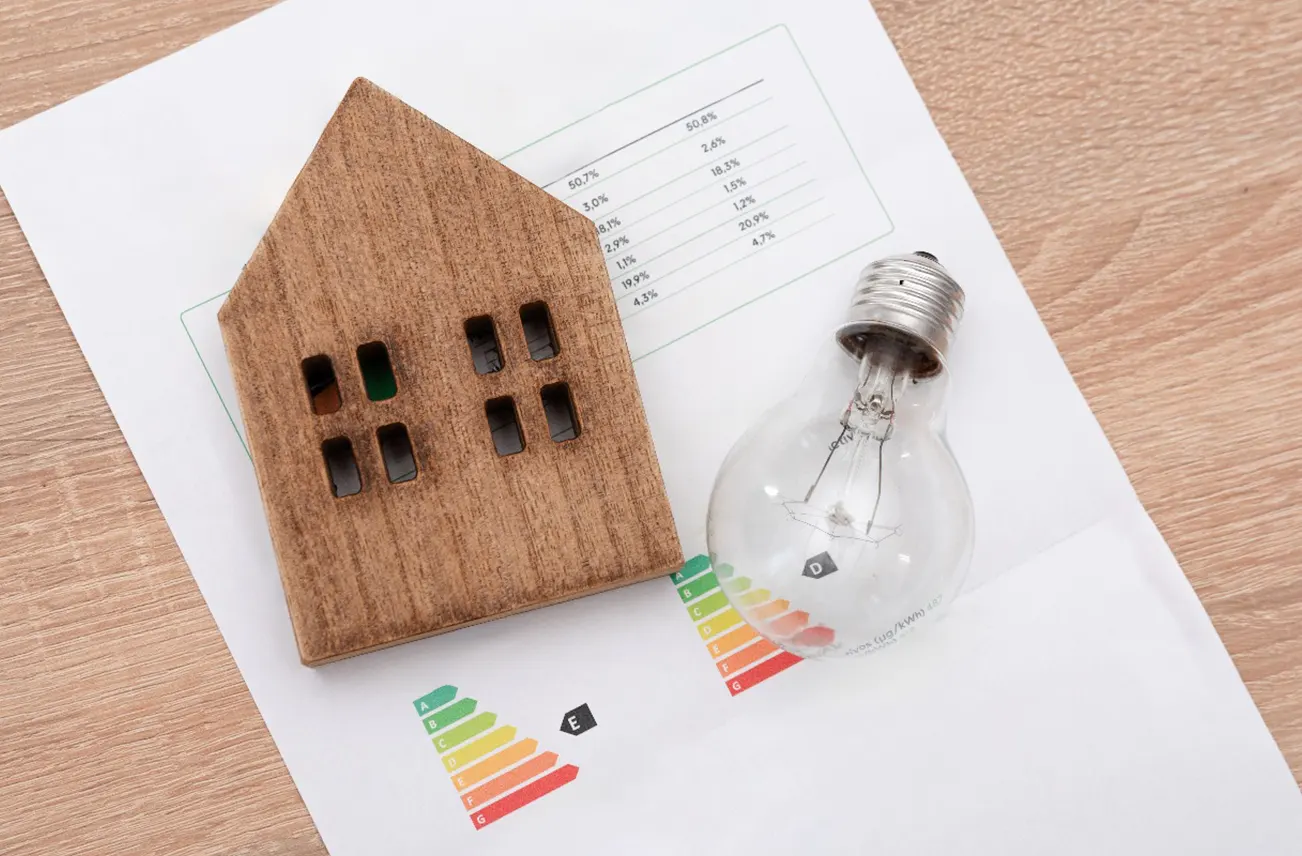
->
[567,169,599,190]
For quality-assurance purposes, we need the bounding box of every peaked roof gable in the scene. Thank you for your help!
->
[223,77,594,320]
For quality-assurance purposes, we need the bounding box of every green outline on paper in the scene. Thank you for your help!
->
[181,24,893,442]
[179,290,250,458]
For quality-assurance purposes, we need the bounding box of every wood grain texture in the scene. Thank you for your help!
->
[0,0,1299,851]
[220,79,680,664]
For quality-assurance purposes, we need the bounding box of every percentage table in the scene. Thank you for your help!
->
[505,26,891,360]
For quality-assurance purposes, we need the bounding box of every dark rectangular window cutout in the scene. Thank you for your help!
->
[541,382,580,442]
[377,423,418,483]
[302,355,341,415]
[485,397,524,456]
[520,301,558,361]
[357,341,398,401]
[464,316,503,374]
[322,436,362,497]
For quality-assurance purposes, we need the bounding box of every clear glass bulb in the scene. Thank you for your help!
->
[706,253,974,659]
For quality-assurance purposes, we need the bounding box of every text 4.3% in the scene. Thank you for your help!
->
[631,288,659,307]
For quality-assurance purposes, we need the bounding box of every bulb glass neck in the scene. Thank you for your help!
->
[845,335,913,442]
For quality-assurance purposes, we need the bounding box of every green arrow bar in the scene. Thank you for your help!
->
[677,572,719,603]
[670,554,711,584]
[687,590,730,621]
[423,697,477,734]
[433,712,497,752]
[413,685,456,716]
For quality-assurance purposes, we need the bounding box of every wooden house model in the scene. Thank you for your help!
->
[219,79,681,665]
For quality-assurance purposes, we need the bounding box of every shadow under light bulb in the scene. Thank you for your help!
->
[706,252,974,659]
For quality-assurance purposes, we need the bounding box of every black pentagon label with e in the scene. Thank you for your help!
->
[560,703,597,736]
[802,551,838,579]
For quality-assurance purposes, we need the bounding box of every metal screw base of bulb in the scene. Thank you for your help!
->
[834,252,965,376]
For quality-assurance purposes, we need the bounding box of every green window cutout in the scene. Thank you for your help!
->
[357,341,397,401]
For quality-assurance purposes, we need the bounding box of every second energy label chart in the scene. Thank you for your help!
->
[504,26,891,360]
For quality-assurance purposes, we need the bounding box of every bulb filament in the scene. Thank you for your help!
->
[784,336,918,555]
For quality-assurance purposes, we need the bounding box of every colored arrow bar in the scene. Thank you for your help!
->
[461,751,559,810]
[413,685,457,716]
[670,555,711,584]
[687,591,730,621]
[470,764,580,829]
[767,611,810,637]
[697,608,744,640]
[424,697,477,735]
[726,651,801,696]
[451,738,538,791]
[717,639,777,677]
[444,726,516,772]
[748,599,789,621]
[433,712,496,753]
[792,625,836,647]
[677,572,719,603]
[706,622,758,658]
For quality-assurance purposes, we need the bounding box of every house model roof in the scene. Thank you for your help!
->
[219,79,681,665]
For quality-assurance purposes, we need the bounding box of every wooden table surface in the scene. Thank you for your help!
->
[1,0,1300,852]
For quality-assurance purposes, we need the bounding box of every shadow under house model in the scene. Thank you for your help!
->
[219,78,682,665]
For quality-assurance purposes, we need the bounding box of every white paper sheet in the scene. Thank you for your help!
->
[1,0,1298,853]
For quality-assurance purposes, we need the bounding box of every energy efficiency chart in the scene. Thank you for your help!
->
[413,685,579,830]
[673,555,807,695]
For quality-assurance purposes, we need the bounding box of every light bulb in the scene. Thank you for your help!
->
[706,252,974,659]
